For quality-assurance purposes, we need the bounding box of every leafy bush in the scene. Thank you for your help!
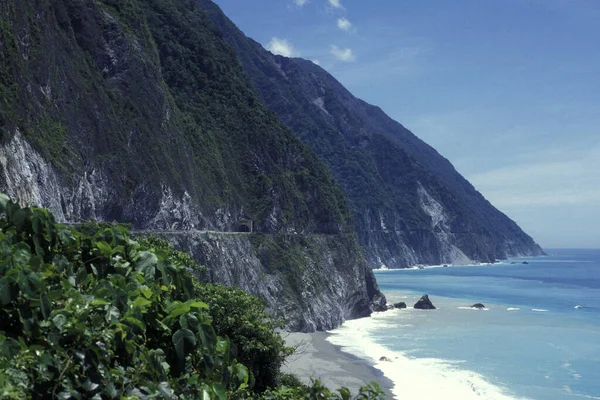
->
[248,379,386,400]
[0,194,387,399]
[0,194,248,399]
[194,284,292,392]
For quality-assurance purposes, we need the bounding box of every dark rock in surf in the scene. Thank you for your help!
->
[393,302,407,309]
[414,294,436,310]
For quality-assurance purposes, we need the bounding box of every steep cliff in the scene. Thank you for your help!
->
[0,0,383,329]
[157,232,383,332]
[198,0,545,268]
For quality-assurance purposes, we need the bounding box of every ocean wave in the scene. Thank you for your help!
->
[458,306,490,311]
[532,308,549,312]
[327,315,528,400]
[507,308,520,311]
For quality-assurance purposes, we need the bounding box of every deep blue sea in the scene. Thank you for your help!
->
[327,249,600,400]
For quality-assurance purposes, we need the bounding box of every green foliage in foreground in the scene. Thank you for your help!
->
[0,194,249,399]
[194,284,292,393]
[0,195,385,399]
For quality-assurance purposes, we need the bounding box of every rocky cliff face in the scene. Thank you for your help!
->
[198,0,545,268]
[157,232,384,332]
[0,0,383,330]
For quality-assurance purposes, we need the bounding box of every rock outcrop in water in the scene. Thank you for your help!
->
[414,295,436,310]
[0,0,384,331]
[197,0,546,269]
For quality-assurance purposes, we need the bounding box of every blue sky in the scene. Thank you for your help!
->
[212,0,600,249]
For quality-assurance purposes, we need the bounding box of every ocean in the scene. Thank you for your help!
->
[327,249,600,399]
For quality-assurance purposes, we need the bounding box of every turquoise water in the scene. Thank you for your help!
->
[377,249,600,399]
[328,249,600,399]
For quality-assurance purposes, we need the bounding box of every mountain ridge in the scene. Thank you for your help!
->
[198,0,545,268]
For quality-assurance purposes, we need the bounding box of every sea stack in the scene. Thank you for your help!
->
[414,294,436,309]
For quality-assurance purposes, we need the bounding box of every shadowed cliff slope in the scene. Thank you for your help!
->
[198,0,545,268]
[0,0,383,330]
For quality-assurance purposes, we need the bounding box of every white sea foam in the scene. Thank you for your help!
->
[458,306,490,311]
[574,305,583,309]
[406,262,494,270]
[507,308,520,311]
[327,311,527,400]
[532,308,549,312]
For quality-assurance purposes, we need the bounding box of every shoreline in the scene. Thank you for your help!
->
[281,331,396,399]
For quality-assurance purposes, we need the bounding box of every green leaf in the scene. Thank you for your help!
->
[180,313,199,333]
[103,382,118,399]
[113,288,128,311]
[12,243,32,266]
[212,383,226,400]
[124,315,145,331]
[57,226,76,247]
[40,292,51,319]
[18,270,41,297]
[84,379,100,392]
[158,382,175,399]
[189,301,209,310]
[110,227,127,246]
[75,266,88,285]
[157,320,171,333]
[197,323,217,349]
[337,387,351,400]
[47,289,63,301]
[164,302,190,322]
[90,298,109,306]
[11,208,26,231]
[0,337,21,358]
[172,328,196,361]
[135,251,158,275]
[53,314,67,331]
[132,296,152,309]
[234,363,249,385]
[95,241,113,257]
[105,306,120,324]
[32,213,41,234]
[0,277,13,305]
[140,287,153,299]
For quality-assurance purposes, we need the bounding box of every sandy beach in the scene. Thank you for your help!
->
[281,331,395,399]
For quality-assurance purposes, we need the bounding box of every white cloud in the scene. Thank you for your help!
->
[266,37,299,57]
[337,17,352,31]
[294,0,308,6]
[468,145,600,208]
[330,45,355,62]
[327,0,344,9]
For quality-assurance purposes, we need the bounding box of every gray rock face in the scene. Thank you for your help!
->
[197,0,546,269]
[153,232,382,332]
[414,294,436,310]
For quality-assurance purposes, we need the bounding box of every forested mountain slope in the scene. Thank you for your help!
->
[0,0,384,330]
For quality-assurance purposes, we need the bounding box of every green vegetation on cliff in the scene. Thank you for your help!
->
[0,195,384,399]
[0,0,351,233]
